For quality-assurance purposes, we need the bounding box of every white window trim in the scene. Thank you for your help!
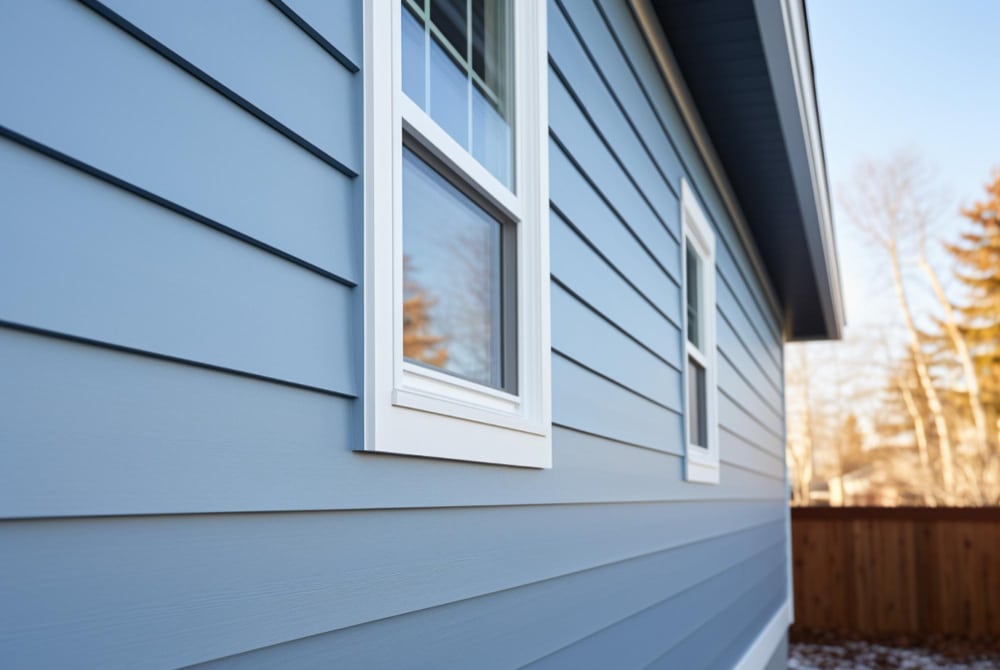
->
[681,180,719,484]
[362,0,551,468]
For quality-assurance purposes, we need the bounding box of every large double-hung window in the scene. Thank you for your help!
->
[363,0,550,467]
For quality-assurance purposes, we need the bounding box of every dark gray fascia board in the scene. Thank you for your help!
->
[754,0,845,339]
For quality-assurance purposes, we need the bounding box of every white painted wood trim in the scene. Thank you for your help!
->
[626,0,784,332]
[363,0,551,468]
[734,599,791,670]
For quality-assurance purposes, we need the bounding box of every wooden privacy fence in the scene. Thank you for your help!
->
[791,506,1000,637]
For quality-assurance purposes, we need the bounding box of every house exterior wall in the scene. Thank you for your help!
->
[0,1,789,668]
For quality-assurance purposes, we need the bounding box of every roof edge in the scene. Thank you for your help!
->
[753,0,845,340]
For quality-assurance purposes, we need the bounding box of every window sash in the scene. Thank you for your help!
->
[400,143,518,392]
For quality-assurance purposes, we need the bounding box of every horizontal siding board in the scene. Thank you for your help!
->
[717,306,783,411]
[101,0,361,173]
[718,354,784,439]
[648,567,786,670]
[0,0,357,282]
[193,522,786,670]
[526,543,786,669]
[719,429,785,481]
[557,0,685,190]
[549,1,680,243]
[719,392,784,459]
[716,242,784,368]
[552,283,681,408]
[717,275,783,381]
[593,0,783,342]
[0,502,786,669]
[548,72,680,285]
[550,212,681,366]
[552,352,682,453]
[0,329,781,518]
[549,140,680,322]
[0,139,354,395]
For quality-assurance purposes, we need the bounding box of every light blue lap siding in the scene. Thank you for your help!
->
[0,0,789,667]
[0,0,358,282]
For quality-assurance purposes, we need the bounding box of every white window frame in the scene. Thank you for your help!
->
[680,180,719,484]
[362,0,551,468]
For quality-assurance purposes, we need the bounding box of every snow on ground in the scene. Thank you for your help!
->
[789,634,1000,670]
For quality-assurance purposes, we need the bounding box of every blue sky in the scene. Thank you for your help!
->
[806,0,1000,330]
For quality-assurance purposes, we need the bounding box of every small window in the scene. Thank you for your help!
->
[681,180,719,484]
[363,0,550,468]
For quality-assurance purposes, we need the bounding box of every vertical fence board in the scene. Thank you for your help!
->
[791,507,1000,637]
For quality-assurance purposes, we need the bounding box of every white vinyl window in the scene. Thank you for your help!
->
[680,180,719,483]
[363,0,551,467]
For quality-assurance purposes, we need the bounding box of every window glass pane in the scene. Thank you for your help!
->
[401,3,426,108]
[688,356,707,447]
[429,31,468,147]
[401,0,513,188]
[430,0,467,55]
[686,242,701,348]
[402,147,505,388]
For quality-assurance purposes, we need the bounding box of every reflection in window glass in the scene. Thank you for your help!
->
[402,147,506,388]
[688,356,707,447]
[401,0,513,188]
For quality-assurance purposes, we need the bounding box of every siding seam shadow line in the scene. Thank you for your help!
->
[552,349,681,416]
[0,320,357,401]
[267,0,361,73]
[719,425,784,463]
[77,0,359,179]
[0,490,788,522]
[0,126,357,289]
[719,458,786,483]
[552,421,683,458]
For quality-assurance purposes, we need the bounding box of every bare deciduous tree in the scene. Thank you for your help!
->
[842,153,957,501]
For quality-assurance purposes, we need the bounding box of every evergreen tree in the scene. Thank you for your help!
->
[944,172,1000,502]
[947,174,1000,408]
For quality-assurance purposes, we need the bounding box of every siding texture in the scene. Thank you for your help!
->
[0,0,788,668]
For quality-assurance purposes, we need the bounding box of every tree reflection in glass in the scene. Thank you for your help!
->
[402,147,505,389]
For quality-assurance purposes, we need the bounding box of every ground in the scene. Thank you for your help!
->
[789,631,1000,670]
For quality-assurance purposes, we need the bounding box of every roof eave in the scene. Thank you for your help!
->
[753,0,844,340]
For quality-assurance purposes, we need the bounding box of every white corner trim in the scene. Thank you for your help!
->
[626,0,784,331]
[734,599,791,670]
